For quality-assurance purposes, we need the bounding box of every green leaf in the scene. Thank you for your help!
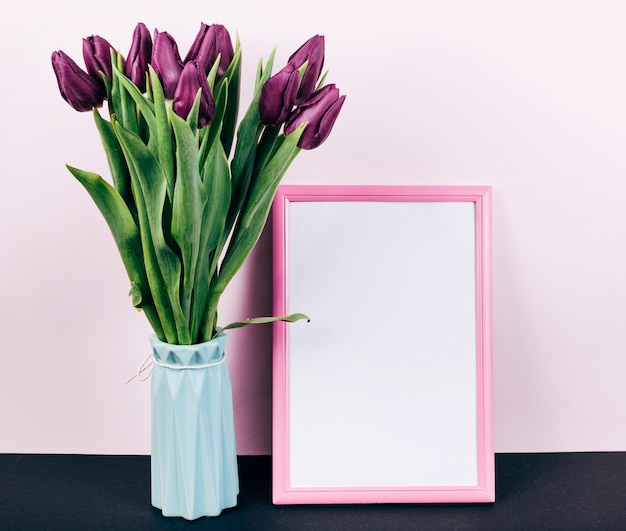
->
[66,165,141,278]
[201,129,231,255]
[252,125,280,182]
[145,71,153,101]
[206,54,221,90]
[254,47,275,90]
[199,78,228,171]
[219,40,242,157]
[217,126,304,293]
[112,62,156,133]
[316,70,329,91]
[92,109,135,218]
[220,313,310,333]
[231,49,274,177]
[109,55,140,135]
[227,136,259,234]
[191,124,232,342]
[148,66,175,200]
[228,49,275,228]
[113,121,188,344]
[129,282,143,308]
[104,49,118,116]
[170,111,207,325]
[66,165,164,339]
[185,89,203,136]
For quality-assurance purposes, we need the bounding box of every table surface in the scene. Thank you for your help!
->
[1,453,626,530]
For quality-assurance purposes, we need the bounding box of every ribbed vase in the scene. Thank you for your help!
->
[149,332,239,520]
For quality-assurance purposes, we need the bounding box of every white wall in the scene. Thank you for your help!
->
[1,1,625,455]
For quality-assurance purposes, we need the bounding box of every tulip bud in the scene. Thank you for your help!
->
[125,22,152,92]
[152,29,184,98]
[184,22,234,79]
[51,50,106,112]
[173,61,216,128]
[287,35,325,103]
[83,35,116,89]
[284,84,345,150]
[259,65,300,126]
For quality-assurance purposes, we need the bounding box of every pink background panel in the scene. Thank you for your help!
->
[2,2,626,456]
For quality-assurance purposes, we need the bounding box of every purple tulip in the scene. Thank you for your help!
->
[173,61,215,128]
[287,35,325,103]
[184,22,234,79]
[125,22,152,91]
[51,50,105,112]
[259,65,300,126]
[284,84,345,150]
[83,35,117,89]
[152,29,184,98]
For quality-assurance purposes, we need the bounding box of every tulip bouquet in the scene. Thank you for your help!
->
[51,22,345,346]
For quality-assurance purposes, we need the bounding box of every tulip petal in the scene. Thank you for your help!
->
[259,66,299,126]
[288,35,325,102]
[284,84,345,149]
[52,50,105,112]
[185,23,234,79]
[184,22,209,64]
[172,61,215,128]
[125,22,152,91]
[152,29,184,98]
[83,35,116,88]
[302,94,345,149]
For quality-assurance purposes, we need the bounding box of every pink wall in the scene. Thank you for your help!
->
[2,2,626,455]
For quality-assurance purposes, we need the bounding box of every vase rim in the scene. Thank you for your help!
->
[149,332,227,367]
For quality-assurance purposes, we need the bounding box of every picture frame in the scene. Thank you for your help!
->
[272,185,493,504]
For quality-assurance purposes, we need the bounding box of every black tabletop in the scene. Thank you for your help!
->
[1,453,626,530]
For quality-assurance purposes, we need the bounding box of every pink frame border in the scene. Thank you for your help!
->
[272,185,493,504]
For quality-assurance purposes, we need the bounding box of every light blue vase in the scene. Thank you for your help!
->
[149,333,239,520]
